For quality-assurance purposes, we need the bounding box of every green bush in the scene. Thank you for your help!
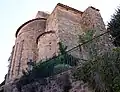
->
[54,64,72,74]
[73,30,120,92]
[31,53,78,79]
[73,48,120,92]
[16,42,78,90]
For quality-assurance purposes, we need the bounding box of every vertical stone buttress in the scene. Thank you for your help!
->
[81,6,105,33]
[7,12,48,82]
[5,46,15,83]
[36,6,60,61]
[81,6,113,59]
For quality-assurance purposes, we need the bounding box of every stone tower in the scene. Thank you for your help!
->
[6,3,107,83]
[6,11,49,82]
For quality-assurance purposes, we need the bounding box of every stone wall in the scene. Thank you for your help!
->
[81,6,105,33]
[46,4,84,50]
[81,6,113,57]
[6,46,15,83]
[56,5,83,50]
[35,11,49,19]
[4,70,93,92]
[6,3,112,84]
[8,19,46,81]
[44,4,85,59]
[37,31,59,61]
[45,6,58,32]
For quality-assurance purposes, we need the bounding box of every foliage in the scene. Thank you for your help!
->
[79,30,99,59]
[30,42,78,79]
[76,29,120,92]
[16,42,78,90]
[73,48,120,92]
[73,30,120,92]
[108,7,120,46]
[54,64,72,74]
[78,30,95,43]
[58,42,67,55]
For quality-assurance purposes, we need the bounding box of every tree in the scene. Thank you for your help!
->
[108,7,120,46]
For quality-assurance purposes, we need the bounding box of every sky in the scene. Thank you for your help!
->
[0,0,120,83]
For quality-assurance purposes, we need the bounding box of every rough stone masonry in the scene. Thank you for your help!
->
[6,3,109,84]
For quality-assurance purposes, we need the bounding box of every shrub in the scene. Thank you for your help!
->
[16,42,78,90]
[73,48,120,92]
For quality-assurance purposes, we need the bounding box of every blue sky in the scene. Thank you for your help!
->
[0,0,120,83]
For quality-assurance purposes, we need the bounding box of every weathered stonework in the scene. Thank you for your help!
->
[4,70,93,92]
[8,18,47,82]
[37,31,59,61]
[6,3,111,85]
[35,11,49,19]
